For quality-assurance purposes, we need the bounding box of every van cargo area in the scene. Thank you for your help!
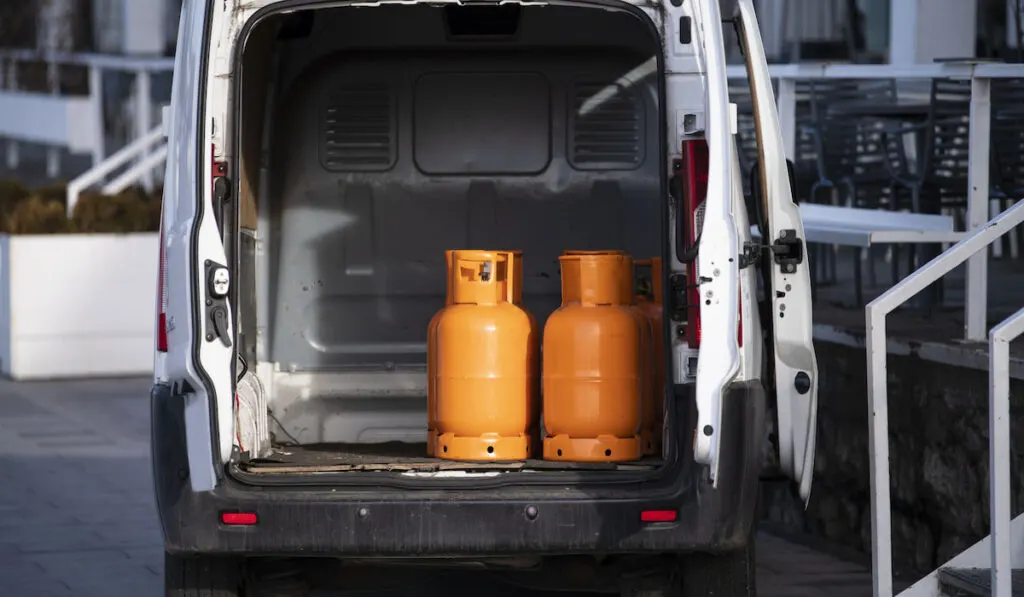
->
[230,2,669,480]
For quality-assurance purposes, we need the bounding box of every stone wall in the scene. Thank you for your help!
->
[759,340,1024,580]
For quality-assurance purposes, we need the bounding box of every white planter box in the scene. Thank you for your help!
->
[0,233,158,380]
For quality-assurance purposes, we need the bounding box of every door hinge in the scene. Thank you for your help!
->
[770,229,804,274]
[738,241,763,269]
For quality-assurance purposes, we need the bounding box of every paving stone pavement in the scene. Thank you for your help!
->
[0,377,876,597]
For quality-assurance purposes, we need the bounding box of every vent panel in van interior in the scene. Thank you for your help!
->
[570,82,644,169]
[320,86,396,171]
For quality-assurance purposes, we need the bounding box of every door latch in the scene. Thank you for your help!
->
[204,260,232,347]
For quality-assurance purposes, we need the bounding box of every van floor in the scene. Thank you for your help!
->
[240,442,662,474]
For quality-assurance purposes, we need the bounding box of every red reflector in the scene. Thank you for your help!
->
[157,312,169,353]
[641,510,677,523]
[220,512,258,526]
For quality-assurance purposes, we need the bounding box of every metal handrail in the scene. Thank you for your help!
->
[987,306,1024,597]
[65,124,165,216]
[866,198,1024,597]
[0,49,174,72]
[103,145,168,197]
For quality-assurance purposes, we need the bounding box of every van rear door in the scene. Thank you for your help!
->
[735,0,819,504]
[159,0,237,493]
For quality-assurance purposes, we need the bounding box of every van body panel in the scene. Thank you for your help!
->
[152,379,765,555]
[153,0,817,566]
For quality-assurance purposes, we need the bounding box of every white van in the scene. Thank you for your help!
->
[152,0,818,595]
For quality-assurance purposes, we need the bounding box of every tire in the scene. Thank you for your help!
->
[165,552,244,597]
[679,539,757,597]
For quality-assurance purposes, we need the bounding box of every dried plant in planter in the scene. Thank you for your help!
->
[7,196,71,234]
[0,179,31,228]
[145,196,162,231]
[71,191,152,233]
[33,181,69,209]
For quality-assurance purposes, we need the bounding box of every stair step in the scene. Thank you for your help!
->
[939,568,1024,596]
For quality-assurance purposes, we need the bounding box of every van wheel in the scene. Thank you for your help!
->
[679,539,757,597]
[165,552,244,597]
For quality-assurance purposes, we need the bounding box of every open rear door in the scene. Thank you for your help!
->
[157,0,237,493]
[734,0,819,504]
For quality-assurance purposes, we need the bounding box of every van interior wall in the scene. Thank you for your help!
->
[238,4,663,454]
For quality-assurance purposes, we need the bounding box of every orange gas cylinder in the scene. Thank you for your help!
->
[425,250,454,457]
[435,250,536,461]
[542,253,642,462]
[635,257,665,454]
[618,255,656,456]
[502,250,541,455]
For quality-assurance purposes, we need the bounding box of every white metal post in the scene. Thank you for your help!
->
[88,64,105,168]
[965,76,992,342]
[866,310,894,597]
[988,307,1024,597]
[777,76,796,160]
[135,69,153,190]
[46,60,61,180]
[5,59,18,170]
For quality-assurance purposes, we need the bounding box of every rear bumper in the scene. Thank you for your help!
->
[151,381,765,557]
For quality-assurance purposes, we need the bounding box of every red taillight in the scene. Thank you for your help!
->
[681,140,709,349]
[220,511,258,526]
[679,139,742,349]
[640,509,677,523]
[156,212,169,353]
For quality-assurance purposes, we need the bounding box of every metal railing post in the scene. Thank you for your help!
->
[965,75,992,342]
[88,64,105,169]
[866,305,893,597]
[5,59,18,170]
[46,59,60,180]
[135,69,153,190]
[988,307,1024,597]
[777,76,797,159]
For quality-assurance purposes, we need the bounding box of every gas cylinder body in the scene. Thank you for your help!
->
[435,250,536,461]
[426,250,454,457]
[502,250,540,455]
[542,253,642,462]
[614,255,655,455]
[635,257,664,454]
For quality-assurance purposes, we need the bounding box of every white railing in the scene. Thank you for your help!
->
[0,49,173,180]
[987,305,1024,597]
[866,198,1024,597]
[727,62,1024,343]
[65,123,166,216]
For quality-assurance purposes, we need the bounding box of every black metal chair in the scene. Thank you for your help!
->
[990,79,1024,259]
[800,79,904,305]
[878,78,977,310]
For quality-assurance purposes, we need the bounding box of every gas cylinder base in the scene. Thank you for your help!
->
[543,434,641,462]
[435,432,530,461]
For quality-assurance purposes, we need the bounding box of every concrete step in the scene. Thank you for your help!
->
[939,568,1024,596]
